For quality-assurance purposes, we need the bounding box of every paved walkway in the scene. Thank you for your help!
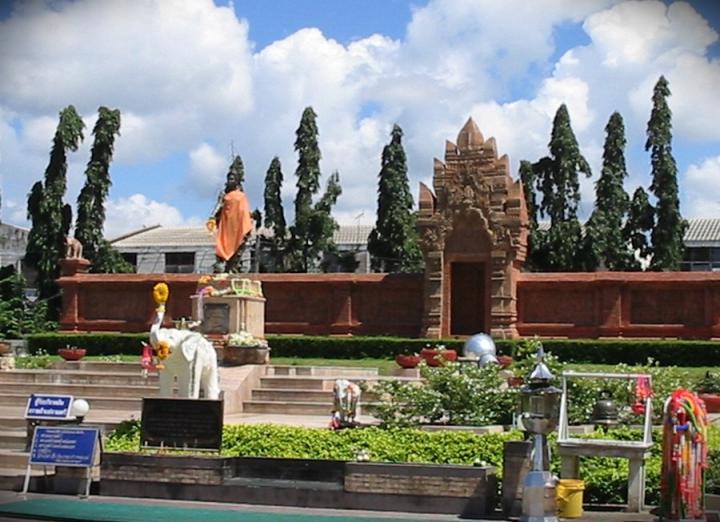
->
[0,491,660,521]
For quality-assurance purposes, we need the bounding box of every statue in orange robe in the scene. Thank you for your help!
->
[207,172,253,272]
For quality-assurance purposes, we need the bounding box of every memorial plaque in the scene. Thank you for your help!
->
[140,398,223,451]
[202,303,230,334]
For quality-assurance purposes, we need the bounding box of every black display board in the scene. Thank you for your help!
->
[140,398,223,451]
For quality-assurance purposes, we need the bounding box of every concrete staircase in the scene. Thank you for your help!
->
[0,361,154,481]
[242,366,382,416]
[0,361,410,485]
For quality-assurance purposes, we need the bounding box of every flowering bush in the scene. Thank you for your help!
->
[225,331,268,349]
[371,360,517,427]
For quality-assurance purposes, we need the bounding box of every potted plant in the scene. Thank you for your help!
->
[696,371,720,413]
[395,353,421,369]
[58,346,87,361]
[420,345,458,367]
[223,331,270,366]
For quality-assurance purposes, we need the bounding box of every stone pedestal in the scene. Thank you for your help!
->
[60,257,91,277]
[191,295,265,339]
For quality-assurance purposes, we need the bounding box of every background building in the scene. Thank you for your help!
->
[0,223,29,271]
[682,218,720,272]
[110,224,373,274]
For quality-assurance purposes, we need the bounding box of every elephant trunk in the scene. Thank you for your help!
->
[150,305,165,347]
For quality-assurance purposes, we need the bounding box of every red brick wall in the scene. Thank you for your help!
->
[516,272,720,339]
[58,271,720,339]
[58,273,424,337]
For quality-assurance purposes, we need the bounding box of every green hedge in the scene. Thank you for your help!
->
[27,333,149,356]
[25,332,720,366]
[104,422,720,506]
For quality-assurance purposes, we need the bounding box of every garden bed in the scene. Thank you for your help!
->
[104,421,720,508]
[99,452,497,516]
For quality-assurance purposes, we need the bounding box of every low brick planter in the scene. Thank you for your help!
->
[100,453,497,516]
[102,453,233,485]
[344,461,497,515]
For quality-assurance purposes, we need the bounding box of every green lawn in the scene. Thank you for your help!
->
[15,353,715,384]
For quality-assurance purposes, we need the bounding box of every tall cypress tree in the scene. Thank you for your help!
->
[263,156,286,270]
[582,112,634,270]
[26,105,85,315]
[309,170,342,272]
[519,159,548,270]
[288,107,322,272]
[228,155,245,191]
[74,106,125,271]
[367,124,423,273]
[646,76,686,271]
[624,187,654,269]
[526,104,591,271]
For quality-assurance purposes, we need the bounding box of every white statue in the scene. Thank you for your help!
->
[330,379,361,429]
[65,236,84,259]
[149,283,220,400]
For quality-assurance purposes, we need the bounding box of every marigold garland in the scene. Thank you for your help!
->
[153,282,169,305]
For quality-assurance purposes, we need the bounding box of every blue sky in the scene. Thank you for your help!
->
[0,0,719,238]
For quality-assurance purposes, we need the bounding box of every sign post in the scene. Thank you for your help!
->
[25,394,74,420]
[23,426,101,498]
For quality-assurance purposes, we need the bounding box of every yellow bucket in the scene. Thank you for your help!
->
[557,479,585,519]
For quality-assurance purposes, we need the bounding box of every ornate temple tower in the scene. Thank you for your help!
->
[417,118,528,339]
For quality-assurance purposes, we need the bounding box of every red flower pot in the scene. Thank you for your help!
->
[497,355,514,369]
[395,354,421,369]
[420,348,457,367]
[507,376,524,387]
[58,348,86,361]
[699,393,720,413]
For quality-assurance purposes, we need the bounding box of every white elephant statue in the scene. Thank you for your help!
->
[149,284,220,400]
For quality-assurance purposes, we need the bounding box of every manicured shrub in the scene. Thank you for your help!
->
[26,332,148,356]
[25,332,720,366]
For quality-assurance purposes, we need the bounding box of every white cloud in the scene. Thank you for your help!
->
[186,143,228,198]
[104,194,201,239]
[685,155,720,218]
[1,0,719,239]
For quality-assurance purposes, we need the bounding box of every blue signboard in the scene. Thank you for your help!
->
[25,394,73,420]
[29,426,99,467]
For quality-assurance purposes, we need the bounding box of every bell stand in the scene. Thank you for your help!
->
[557,371,653,512]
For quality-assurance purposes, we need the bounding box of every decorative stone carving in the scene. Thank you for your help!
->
[417,117,528,339]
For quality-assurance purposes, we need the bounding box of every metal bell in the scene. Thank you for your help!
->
[591,389,619,427]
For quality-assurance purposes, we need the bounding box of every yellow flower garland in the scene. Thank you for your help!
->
[153,282,169,305]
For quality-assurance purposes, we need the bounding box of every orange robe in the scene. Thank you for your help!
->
[216,190,253,261]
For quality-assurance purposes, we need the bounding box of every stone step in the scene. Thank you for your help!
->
[3,393,143,411]
[267,366,379,378]
[242,401,332,415]
[0,370,158,386]
[0,417,128,439]
[0,382,158,398]
[0,431,25,451]
[251,388,378,403]
[258,376,334,390]
[0,450,37,470]
[251,389,334,403]
[51,361,152,374]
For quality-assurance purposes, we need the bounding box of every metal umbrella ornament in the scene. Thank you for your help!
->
[660,388,709,521]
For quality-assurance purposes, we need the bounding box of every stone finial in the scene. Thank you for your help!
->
[418,182,436,216]
[456,117,484,150]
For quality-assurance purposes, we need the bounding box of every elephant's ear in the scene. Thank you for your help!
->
[180,339,196,362]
